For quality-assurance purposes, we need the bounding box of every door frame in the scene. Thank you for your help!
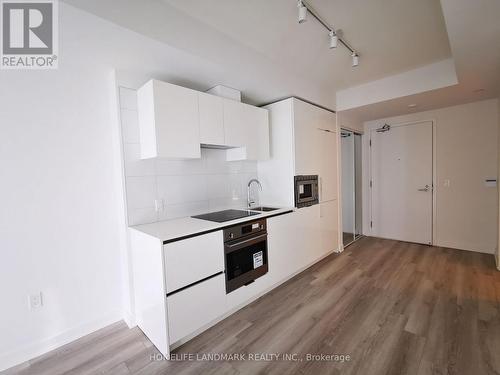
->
[339,128,363,249]
[363,119,437,245]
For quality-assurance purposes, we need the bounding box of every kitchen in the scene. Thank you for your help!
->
[1,0,500,374]
[123,80,341,357]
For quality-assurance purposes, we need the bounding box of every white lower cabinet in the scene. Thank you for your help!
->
[320,200,339,254]
[167,273,225,344]
[164,231,223,294]
[267,212,300,284]
[266,206,323,286]
[225,274,271,312]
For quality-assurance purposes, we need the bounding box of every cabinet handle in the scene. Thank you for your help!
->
[319,176,323,201]
[225,233,268,250]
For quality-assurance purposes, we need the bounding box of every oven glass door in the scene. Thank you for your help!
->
[225,233,268,293]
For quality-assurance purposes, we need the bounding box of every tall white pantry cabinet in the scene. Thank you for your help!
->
[258,97,341,254]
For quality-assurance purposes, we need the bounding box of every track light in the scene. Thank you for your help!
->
[351,52,359,67]
[329,30,338,49]
[296,0,360,67]
[298,0,307,23]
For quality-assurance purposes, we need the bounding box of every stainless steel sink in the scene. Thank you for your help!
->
[249,206,279,212]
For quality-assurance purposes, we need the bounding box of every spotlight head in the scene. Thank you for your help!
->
[329,30,338,49]
[298,0,307,23]
[351,52,359,67]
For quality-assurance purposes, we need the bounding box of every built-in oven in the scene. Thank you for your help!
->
[294,175,319,208]
[224,219,268,293]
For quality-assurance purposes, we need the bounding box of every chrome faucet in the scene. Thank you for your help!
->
[247,179,262,208]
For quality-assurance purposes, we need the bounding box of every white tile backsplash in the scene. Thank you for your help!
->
[125,176,157,210]
[157,174,208,205]
[160,201,210,221]
[155,157,206,176]
[121,109,140,144]
[128,207,158,226]
[123,143,156,177]
[208,197,246,211]
[119,87,258,225]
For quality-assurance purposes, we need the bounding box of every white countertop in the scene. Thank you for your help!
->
[130,207,295,243]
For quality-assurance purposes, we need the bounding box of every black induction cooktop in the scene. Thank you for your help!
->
[192,209,260,223]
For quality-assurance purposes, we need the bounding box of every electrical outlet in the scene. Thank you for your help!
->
[154,199,165,213]
[28,292,43,310]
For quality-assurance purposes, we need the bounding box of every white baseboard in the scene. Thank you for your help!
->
[495,252,500,271]
[0,311,122,372]
[433,240,495,255]
[123,310,137,329]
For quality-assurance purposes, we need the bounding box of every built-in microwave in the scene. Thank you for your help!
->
[294,175,319,208]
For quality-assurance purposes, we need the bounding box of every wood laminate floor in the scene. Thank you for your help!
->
[4,237,500,375]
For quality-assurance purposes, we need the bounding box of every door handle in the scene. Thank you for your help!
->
[319,176,323,201]
[418,185,430,192]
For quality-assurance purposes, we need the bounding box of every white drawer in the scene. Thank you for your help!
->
[167,273,226,343]
[163,231,223,293]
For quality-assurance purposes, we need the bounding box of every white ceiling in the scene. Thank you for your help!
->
[338,0,500,125]
[63,0,452,106]
[63,0,499,121]
[162,0,452,90]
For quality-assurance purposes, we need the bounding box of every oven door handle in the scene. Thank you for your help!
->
[225,233,268,251]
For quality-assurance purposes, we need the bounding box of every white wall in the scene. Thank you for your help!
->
[0,3,333,371]
[363,99,499,254]
[337,111,364,134]
[0,33,123,374]
[119,88,258,226]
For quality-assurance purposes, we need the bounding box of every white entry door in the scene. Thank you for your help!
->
[370,121,433,244]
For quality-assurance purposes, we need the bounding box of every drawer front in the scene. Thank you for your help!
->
[167,273,225,343]
[164,231,224,293]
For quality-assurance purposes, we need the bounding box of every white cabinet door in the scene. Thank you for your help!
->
[298,205,322,266]
[293,98,337,176]
[320,200,339,254]
[293,100,321,175]
[137,80,201,159]
[198,92,225,145]
[318,129,338,202]
[266,211,301,285]
[164,231,224,294]
[266,207,321,284]
[167,274,225,343]
[243,106,269,161]
[224,99,269,161]
[223,99,246,148]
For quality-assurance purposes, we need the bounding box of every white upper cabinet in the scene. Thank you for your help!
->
[198,92,225,146]
[292,98,337,201]
[137,80,201,159]
[224,98,247,148]
[293,99,322,175]
[224,99,270,161]
[137,79,269,160]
